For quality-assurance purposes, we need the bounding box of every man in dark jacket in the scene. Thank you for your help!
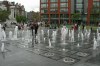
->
[34,23,39,35]
[31,23,34,36]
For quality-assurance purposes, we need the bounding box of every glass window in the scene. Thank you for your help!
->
[76,0,83,3]
[76,4,83,8]
[50,9,58,12]
[60,8,68,12]
[41,0,48,3]
[41,10,45,13]
[41,4,48,8]
[50,14,58,18]
[42,14,48,18]
[93,2,100,7]
[50,3,58,8]
[93,0,100,1]
[41,9,48,13]
[50,0,58,2]
[60,14,68,18]
[60,0,68,2]
[76,9,83,13]
[60,3,68,7]
[93,2,96,6]
[96,2,100,6]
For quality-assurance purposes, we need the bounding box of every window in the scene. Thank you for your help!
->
[60,0,68,2]
[60,8,68,12]
[76,9,83,13]
[41,4,48,8]
[60,3,68,7]
[50,3,58,8]
[50,9,58,12]
[42,14,48,18]
[93,2,100,7]
[50,0,58,2]
[76,4,83,8]
[76,0,83,3]
[41,10,44,13]
[50,14,58,18]
[41,0,48,3]
[60,14,68,18]
[41,9,48,13]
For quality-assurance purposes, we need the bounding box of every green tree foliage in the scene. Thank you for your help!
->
[16,15,27,23]
[0,9,10,22]
[71,13,81,23]
[16,15,21,23]
[27,11,40,22]
[32,12,40,21]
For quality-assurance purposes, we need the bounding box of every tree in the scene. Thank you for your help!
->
[71,13,81,24]
[16,15,21,23]
[0,9,10,22]
[32,12,40,22]
[27,11,40,22]
[16,15,27,23]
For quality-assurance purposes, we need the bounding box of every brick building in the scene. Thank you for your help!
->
[40,0,100,26]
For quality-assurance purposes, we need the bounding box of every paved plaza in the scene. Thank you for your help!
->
[0,27,100,66]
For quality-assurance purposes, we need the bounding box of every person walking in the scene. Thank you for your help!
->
[34,23,39,36]
[30,22,34,36]
[31,22,35,47]
[2,23,7,31]
[34,23,39,44]
[82,24,85,30]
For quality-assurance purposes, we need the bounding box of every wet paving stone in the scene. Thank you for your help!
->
[40,52,64,61]
[0,29,100,66]
[58,57,80,65]
[26,48,48,55]
[70,52,90,59]
[56,50,77,57]
[86,53,100,65]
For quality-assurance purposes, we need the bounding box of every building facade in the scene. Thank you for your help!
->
[0,1,7,10]
[40,0,70,26]
[0,0,26,23]
[40,0,100,25]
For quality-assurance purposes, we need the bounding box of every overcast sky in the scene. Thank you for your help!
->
[0,0,40,12]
